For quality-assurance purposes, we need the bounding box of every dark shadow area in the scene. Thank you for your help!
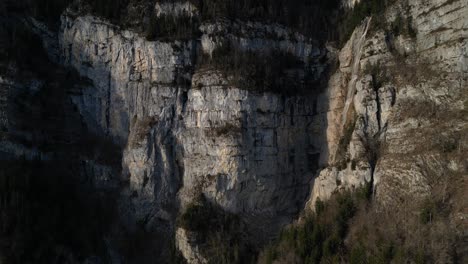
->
[0,159,120,263]
[196,44,326,96]
[0,13,122,263]
[177,194,256,264]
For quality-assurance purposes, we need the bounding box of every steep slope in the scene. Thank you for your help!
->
[309,0,467,215]
[266,0,467,262]
[0,0,466,263]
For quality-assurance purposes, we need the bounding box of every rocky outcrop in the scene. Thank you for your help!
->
[178,71,320,235]
[155,1,199,17]
[307,18,377,207]
[374,0,467,206]
[175,228,207,264]
[56,4,329,260]
[308,0,467,215]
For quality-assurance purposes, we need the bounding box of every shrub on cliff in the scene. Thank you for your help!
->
[146,14,200,41]
[178,195,255,263]
[77,0,343,41]
[259,175,463,264]
[189,0,341,40]
[338,0,388,45]
[83,0,129,23]
[390,13,417,38]
[196,44,319,95]
[259,189,359,264]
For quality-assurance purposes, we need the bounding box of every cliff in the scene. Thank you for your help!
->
[0,0,466,263]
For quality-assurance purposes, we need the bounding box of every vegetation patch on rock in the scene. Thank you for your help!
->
[178,195,255,264]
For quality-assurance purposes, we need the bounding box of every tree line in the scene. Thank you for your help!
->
[196,42,322,95]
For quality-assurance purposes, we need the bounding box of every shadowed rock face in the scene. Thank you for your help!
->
[1,0,466,263]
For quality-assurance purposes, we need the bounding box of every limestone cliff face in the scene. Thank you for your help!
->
[309,0,467,214]
[56,5,329,261]
[373,0,467,207]
[55,0,467,261]
[2,0,466,262]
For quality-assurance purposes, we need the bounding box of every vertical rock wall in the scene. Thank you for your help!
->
[24,0,467,262]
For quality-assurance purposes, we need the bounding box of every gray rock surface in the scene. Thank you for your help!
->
[57,6,327,259]
[308,0,467,213]
[17,0,466,262]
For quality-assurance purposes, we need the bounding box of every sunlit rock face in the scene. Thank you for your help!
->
[57,5,329,258]
[308,0,467,211]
